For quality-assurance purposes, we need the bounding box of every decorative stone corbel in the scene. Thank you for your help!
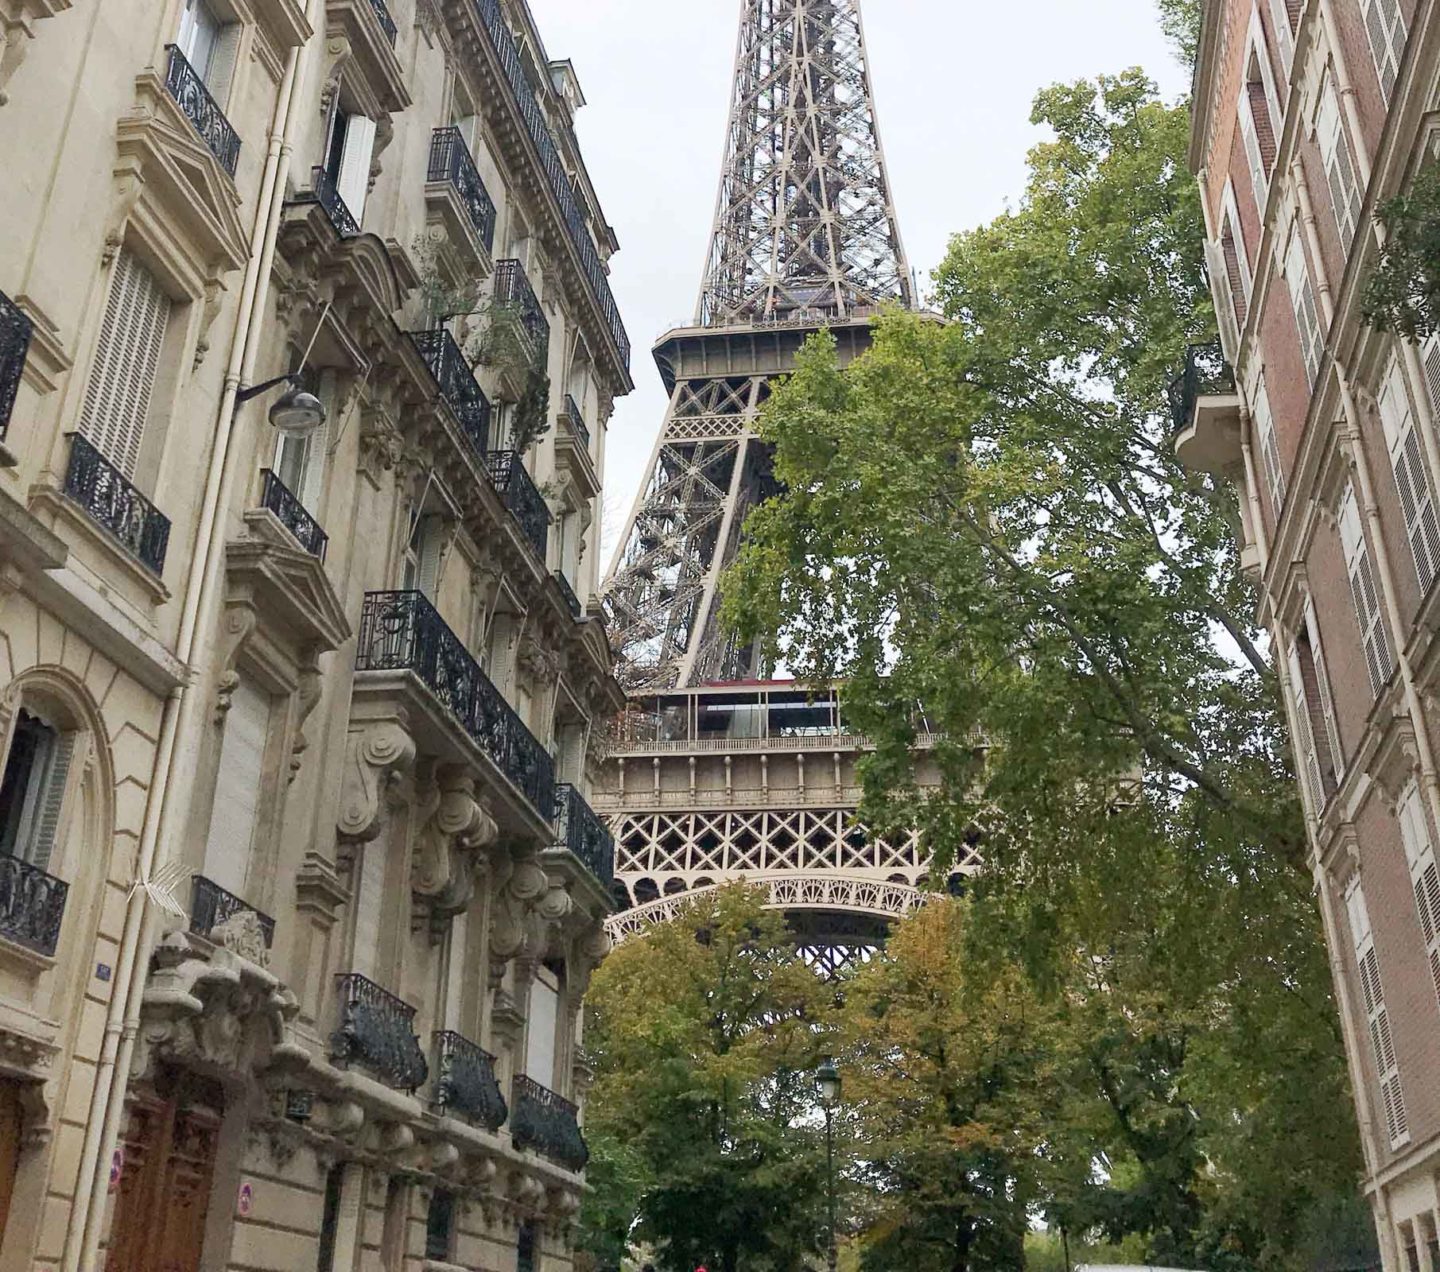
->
[214,600,259,723]
[488,852,550,983]
[411,766,499,940]
[337,715,417,842]
[193,273,227,369]
[317,34,353,120]
[290,649,324,782]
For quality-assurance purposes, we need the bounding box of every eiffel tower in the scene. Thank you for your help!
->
[597,0,955,969]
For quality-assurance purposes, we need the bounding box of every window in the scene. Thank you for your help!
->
[1338,482,1394,696]
[324,109,377,225]
[1239,35,1281,208]
[517,1220,537,1272]
[401,511,444,599]
[1252,374,1285,515]
[1205,190,1250,358]
[0,709,75,870]
[424,1189,455,1261]
[79,250,172,480]
[273,374,328,509]
[1266,0,1297,74]
[177,0,240,103]
[1421,333,1440,417]
[1283,229,1324,386]
[1377,356,1440,593]
[316,1163,345,1272]
[201,679,269,898]
[1285,605,1342,813]
[1345,880,1409,1149]
[1315,71,1363,249]
[525,964,561,1088]
[1361,0,1407,102]
[1397,781,1440,1013]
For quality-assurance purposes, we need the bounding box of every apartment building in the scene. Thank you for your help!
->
[0,0,630,1267]
[1179,2,1440,1265]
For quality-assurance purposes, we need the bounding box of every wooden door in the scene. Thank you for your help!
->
[0,1081,22,1244]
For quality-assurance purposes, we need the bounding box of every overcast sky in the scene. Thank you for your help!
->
[526,0,1189,562]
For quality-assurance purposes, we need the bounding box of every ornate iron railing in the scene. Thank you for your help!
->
[1165,339,1234,434]
[164,45,240,177]
[331,972,428,1091]
[0,855,67,956]
[483,451,549,562]
[260,469,328,560]
[511,1075,588,1171]
[305,166,360,238]
[561,394,590,451]
[367,0,398,45]
[472,0,629,370]
[64,434,171,577]
[554,784,615,888]
[356,592,557,819]
[0,290,32,442]
[427,127,497,254]
[433,1030,508,1129]
[408,329,491,456]
[493,258,550,356]
[554,570,582,619]
[189,875,276,948]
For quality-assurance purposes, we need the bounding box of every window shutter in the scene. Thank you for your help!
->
[1378,359,1440,592]
[204,22,241,106]
[23,733,75,872]
[1252,376,1285,514]
[1346,881,1409,1149]
[202,679,269,897]
[417,517,443,599]
[1285,641,1326,812]
[336,115,377,226]
[352,842,385,979]
[1239,91,1269,209]
[1362,0,1406,101]
[1205,239,1242,359]
[1397,782,1440,1011]
[79,250,171,480]
[1338,483,1394,696]
[1284,232,1324,386]
[1316,75,1362,249]
[1267,0,1295,72]
[1303,599,1344,779]
[524,966,560,1088]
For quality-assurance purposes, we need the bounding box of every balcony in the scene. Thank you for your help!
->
[331,972,428,1091]
[492,258,550,362]
[483,451,548,563]
[427,127,496,256]
[409,329,491,457]
[554,783,615,889]
[471,0,630,372]
[63,434,171,577]
[511,1075,588,1172]
[259,469,328,560]
[189,875,276,949]
[0,290,32,443]
[432,1030,508,1130]
[356,591,556,820]
[366,0,397,44]
[559,394,590,451]
[554,570,582,619]
[0,855,68,957]
[164,45,240,177]
[1168,340,1243,478]
[302,166,360,239]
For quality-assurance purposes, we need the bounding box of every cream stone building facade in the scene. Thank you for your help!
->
[0,0,630,1267]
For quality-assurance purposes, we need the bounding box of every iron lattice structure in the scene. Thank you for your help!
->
[598,0,950,960]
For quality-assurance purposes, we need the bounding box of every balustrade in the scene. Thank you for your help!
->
[63,434,171,577]
[260,469,328,560]
[164,45,240,176]
[554,784,614,888]
[428,127,497,253]
[331,972,428,1091]
[367,0,397,44]
[554,570,582,619]
[1166,340,1234,434]
[561,394,590,451]
[511,1075,588,1171]
[305,166,360,238]
[432,1031,508,1129]
[0,856,67,957]
[409,329,491,456]
[0,290,32,441]
[493,258,550,356]
[483,451,549,563]
[189,875,276,948]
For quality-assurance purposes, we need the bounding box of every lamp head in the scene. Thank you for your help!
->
[268,384,326,435]
[816,1057,841,1107]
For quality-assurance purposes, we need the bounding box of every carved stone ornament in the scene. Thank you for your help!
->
[337,717,418,842]
[487,854,551,981]
[209,909,272,969]
[412,766,499,940]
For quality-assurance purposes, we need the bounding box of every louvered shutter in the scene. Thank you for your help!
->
[1252,375,1285,514]
[21,732,74,872]
[1378,358,1440,592]
[1239,90,1269,208]
[1284,232,1324,385]
[78,251,171,480]
[1362,0,1406,101]
[417,517,443,599]
[1303,598,1344,780]
[1339,484,1394,696]
[1267,0,1295,73]
[1205,239,1242,358]
[352,841,385,979]
[1346,882,1410,1149]
[1221,218,1250,326]
[202,679,269,897]
[1421,335,1440,416]
[336,115,377,226]
[1316,75,1362,248]
[1397,782,1440,1012]
[1285,641,1326,812]
[524,966,560,1088]
[204,22,241,106]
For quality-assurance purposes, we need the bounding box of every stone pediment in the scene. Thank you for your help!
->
[228,516,351,655]
[276,208,409,344]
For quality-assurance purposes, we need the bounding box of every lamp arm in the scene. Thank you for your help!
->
[236,372,301,404]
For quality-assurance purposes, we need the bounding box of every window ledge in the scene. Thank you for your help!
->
[28,482,170,606]
[0,932,57,979]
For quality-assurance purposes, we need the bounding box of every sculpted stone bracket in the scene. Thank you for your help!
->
[337,710,418,844]
[0,1018,59,1151]
[412,765,500,942]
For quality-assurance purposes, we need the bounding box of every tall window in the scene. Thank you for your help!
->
[1285,604,1342,813]
[402,511,444,599]
[1345,880,1409,1149]
[425,1190,455,1262]
[79,250,172,479]
[273,373,328,510]
[1361,0,1407,102]
[1377,356,1440,593]
[525,963,561,1088]
[1251,374,1285,516]
[201,679,270,899]
[1315,70,1363,249]
[324,108,377,225]
[1239,39,1281,207]
[1338,482,1394,697]
[1266,0,1297,74]
[0,709,74,870]
[316,1163,345,1272]
[1283,229,1324,386]
[1396,781,1440,1014]
[1206,194,1250,358]
[177,0,240,103]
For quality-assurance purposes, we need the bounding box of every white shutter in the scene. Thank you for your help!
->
[1361,0,1406,102]
[417,517,443,599]
[336,115,377,226]
[1285,641,1326,813]
[1252,375,1286,515]
[352,840,385,979]
[1378,358,1440,592]
[1267,0,1295,74]
[202,679,269,897]
[1284,232,1324,386]
[1316,74,1362,249]
[1205,239,1242,359]
[1303,598,1344,778]
[1338,483,1394,696]
[79,250,171,480]
[1239,90,1269,209]
[1397,783,1440,1012]
[1346,881,1410,1148]
[1419,334,1440,417]
[204,22,241,106]
[525,966,560,1088]
[24,733,75,872]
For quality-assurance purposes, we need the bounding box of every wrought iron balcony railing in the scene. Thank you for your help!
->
[331,972,429,1091]
[1166,340,1235,434]
[0,855,68,957]
[305,166,360,238]
[511,1074,588,1172]
[189,875,276,948]
[433,1030,508,1129]
[554,783,615,889]
[427,127,497,254]
[472,0,630,370]
[356,591,557,820]
[64,434,171,577]
[367,0,398,45]
[409,329,491,457]
[493,258,550,357]
[0,290,32,442]
[260,469,328,560]
[483,451,549,563]
[164,45,240,177]
[561,394,590,451]
[554,570,582,619]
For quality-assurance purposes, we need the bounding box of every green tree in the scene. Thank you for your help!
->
[582,886,833,1272]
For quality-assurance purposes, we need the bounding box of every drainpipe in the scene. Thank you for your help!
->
[61,3,322,1264]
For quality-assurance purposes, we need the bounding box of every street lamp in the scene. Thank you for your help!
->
[816,1058,841,1272]
[237,372,326,435]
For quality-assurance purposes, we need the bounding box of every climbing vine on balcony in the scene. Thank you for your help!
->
[1363,163,1440,339]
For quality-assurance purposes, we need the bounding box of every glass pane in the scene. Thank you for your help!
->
[179,0,222,80]
[0,712,57,861]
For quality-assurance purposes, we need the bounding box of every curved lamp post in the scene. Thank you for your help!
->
[816,1057,841,1272]
[237,372,326,435]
